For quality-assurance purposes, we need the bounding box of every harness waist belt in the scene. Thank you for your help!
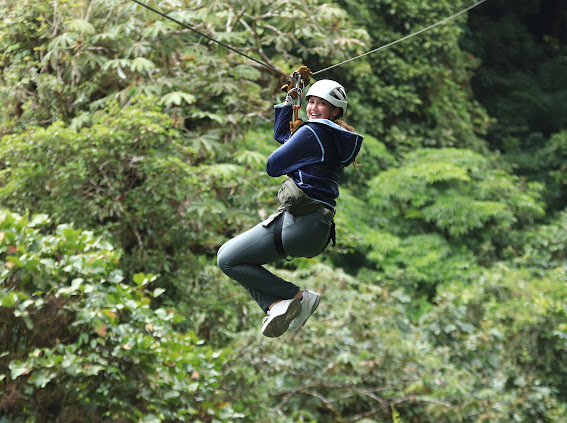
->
[318,206,335,219]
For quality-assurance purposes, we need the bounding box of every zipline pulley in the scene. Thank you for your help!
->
[288,70,305,123]
[281,66,312,132]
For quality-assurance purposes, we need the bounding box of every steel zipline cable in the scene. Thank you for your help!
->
[312,0,487,75]
[129,0,487,79]
[129,0,293,80]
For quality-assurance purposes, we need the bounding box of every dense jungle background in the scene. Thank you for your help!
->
[1,0,566,422]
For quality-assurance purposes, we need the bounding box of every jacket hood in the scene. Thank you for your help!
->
[308,119,363,167]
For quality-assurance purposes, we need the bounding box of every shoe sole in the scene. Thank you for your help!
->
[262,299,301,338]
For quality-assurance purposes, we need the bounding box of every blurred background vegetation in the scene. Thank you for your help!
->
[0,0,566,422]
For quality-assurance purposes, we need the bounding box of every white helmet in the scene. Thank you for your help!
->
[305,79,348,116]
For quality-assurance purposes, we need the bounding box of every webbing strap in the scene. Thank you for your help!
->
[273,212,291,261]
[329,221,336,248]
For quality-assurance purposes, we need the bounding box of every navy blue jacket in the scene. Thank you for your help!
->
[266,103,363,209]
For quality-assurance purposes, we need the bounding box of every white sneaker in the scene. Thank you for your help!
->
[289,289,321,332]
[261,298,301,338]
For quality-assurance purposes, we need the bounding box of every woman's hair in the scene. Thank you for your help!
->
[330,105,355,132]
[333,118,355,133]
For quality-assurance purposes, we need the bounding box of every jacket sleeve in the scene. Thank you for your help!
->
[273,103,293,144]
[266,125,326,177]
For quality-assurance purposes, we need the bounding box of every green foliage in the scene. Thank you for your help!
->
[421,259,567,422]
[535,130,567,210]
[464,0,567,212]
[333,147,546,302]
[1,0,566,422]
[0,0,366,144]
[327,0,492,155]
[221,263,567,422]
[0,209,234,422]
[1,97,212,274]
[368,148,544,244]
[516,210,567,272]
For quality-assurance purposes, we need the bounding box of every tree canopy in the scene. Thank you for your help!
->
[1,0,566,422]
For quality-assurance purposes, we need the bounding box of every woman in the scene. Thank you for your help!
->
[217,79,363,338]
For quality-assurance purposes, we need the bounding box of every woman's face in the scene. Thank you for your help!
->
[306,96,339,121]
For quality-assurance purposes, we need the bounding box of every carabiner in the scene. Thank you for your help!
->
[289,71,305,123]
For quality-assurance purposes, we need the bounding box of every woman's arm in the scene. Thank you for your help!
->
[266,125,326,177]
[273,103,293,144]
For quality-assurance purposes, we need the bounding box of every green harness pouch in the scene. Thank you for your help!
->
[277,176,325,216]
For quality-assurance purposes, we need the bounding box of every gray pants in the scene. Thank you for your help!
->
[217,211,333,312]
